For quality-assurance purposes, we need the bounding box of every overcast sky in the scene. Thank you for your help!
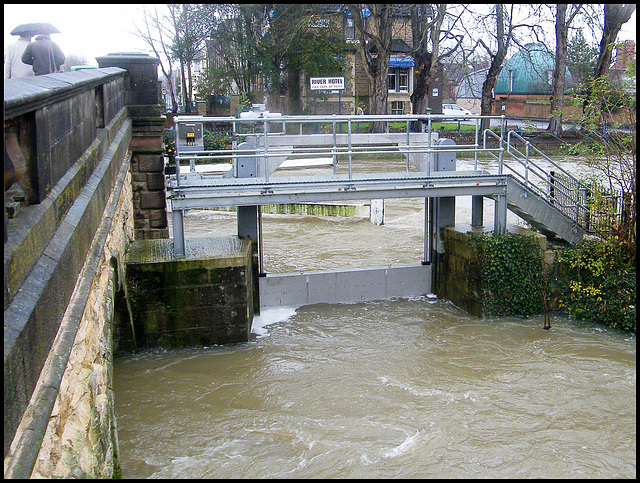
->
[4,4,637,66]
[4,4,154,64]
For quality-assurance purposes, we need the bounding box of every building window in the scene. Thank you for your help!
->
[388,68,410,93]
[391,101,405,115]
[346,18,355,40]
[388,71,397,91]
[398,70,408,92]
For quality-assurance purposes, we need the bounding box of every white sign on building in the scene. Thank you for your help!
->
[310,76,345,91]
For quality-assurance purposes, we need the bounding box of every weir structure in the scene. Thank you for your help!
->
[167,112,607,308]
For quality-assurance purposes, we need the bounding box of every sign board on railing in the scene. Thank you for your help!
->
[310,76,345,91]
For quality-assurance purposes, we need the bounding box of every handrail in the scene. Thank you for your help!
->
[499,129,622,233]
[173,113,507,182]
[170,114,618,234]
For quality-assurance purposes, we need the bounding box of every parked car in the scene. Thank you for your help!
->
[441,103,473,119]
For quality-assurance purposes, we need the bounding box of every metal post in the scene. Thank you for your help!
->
[498,115,505,175]
[258,206,265,276]
[494,194,507,234]
[406,119,410,172]
[263,119,269,182]
[172,208,186,258]
[427,117,432,176]
[172,118,186,258]
[348,119,352,179]
[474,117,479,170]
[332,120,338,175]
[423,197,431,265]
[313,92,318,134]
[471,196,484,227]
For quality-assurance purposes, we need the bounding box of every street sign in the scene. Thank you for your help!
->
[310,76,345,91]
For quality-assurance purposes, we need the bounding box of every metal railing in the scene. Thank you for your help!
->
[171,113,506,184]
[482,128,623,233]
[169,113,622,236]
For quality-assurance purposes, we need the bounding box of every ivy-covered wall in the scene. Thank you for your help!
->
[436,227,557,318]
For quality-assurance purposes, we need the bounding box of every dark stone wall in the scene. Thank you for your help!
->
[118,238,254,353]
[435,227,484,317]
[4,70,126,204]
[97,54,168,240]
[4,69,132,459]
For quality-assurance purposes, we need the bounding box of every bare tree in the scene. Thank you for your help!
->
[463,4,543,131]
[593,4,636,80]
[168,4,215,113]
[347,4,394,132]
[410,4,464,127]
[133,5,178,111]
[583,4,635,124]
[547,4,584,134]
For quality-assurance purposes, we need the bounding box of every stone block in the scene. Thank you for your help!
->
[146,172,165,190]
[139,191,166,209]
[135,153,164,172]
[129,136,162,149]
[121,237,254,350]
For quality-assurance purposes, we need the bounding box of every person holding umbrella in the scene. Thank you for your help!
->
[21,26,65,76]
[4,28,36,79]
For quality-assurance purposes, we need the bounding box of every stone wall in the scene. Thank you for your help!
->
[4,55,166,477]
[31,164,134,478]
[97,53,168,241]
[436,226,557,317]
[4,69,131,463]
[118,237,254,353]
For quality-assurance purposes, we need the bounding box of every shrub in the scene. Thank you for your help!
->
[557,238,636,333]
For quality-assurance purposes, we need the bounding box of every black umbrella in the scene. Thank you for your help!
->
[10,22,60,36]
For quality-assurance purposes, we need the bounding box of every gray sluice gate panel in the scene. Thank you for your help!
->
[259,264,431,308]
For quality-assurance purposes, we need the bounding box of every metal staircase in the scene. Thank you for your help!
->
[483,129,622,244]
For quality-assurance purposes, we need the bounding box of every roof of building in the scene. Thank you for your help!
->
[495,43,572,95]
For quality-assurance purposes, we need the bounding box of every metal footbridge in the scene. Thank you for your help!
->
[167,113,609,253]
[165,113,621,307]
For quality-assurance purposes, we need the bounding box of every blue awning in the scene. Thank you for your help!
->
[390,57,414,68]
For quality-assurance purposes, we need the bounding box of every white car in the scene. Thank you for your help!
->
[441,103,473,119]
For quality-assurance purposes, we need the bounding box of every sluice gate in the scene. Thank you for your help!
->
[166,113,601,308]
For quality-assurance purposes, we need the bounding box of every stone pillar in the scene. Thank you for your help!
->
[96,53,168,240]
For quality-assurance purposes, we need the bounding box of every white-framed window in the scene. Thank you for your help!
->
[346,18,355,40]
[391,101,405,115]
[398,70,408,92]
[388,68,410,93]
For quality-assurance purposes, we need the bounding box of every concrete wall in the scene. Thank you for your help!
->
[4,57,164,477]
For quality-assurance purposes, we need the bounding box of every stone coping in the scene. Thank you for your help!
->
[126,236,251,267]
[4,68,126,119]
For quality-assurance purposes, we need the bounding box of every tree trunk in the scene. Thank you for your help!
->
[583,4,636,122]
[594,4,635,80]
[349,4,393,132]
[410,4,446,122]
[286,67,302,114]
[547,4,569,134]
[480,4,508,132]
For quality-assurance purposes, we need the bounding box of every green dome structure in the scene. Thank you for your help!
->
[495,43,572,95]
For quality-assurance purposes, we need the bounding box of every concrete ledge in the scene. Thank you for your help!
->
[4,68,126,119]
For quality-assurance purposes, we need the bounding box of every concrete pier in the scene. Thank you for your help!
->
[119,237,255,352]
